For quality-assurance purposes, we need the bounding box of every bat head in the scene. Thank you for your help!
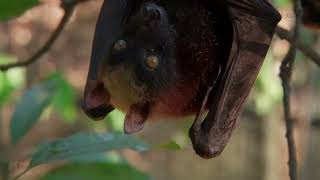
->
[83,2,177,121]
[105,2,176,109]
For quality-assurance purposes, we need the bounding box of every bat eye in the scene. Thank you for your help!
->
[114,40,127,51]
[145,55,159,70]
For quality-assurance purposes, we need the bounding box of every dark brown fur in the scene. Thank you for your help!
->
[302,0,320,29]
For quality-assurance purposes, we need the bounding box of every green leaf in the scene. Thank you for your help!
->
[0,0,39,21]
[30,132,149,168]
[0,73,14,106]
[0,54,25,105]
[10,79,57,144]
[106,109,125,132]
[159,141,183,150]
[40,163,150,180]
[51,73,77,123]
[272,0,291,7]
[253,55,282,115]
[70,152,127,164]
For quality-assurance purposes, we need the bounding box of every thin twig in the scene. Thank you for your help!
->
[0,0,91,71]
[276,26,320,67]
[11,167,31,180]
[280,48,298,180]
[279,0,303,180]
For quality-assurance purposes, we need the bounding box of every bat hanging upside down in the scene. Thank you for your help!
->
[82,0,281,158]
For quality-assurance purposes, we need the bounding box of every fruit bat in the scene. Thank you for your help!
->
[82,0,281,158]
[302,0,320,29]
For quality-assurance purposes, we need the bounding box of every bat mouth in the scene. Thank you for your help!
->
[82,81,114,120]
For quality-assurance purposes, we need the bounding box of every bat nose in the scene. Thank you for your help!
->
[81,101,114,120]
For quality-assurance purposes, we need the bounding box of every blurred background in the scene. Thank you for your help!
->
[0,0,319,180]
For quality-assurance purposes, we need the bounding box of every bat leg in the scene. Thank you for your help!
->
[82,79,114,120]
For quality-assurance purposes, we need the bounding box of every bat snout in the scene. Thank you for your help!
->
[82,103,113,120]
[82,81,114,120]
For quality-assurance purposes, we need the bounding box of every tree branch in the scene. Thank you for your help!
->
[276,26,320,67]
[0,0,89,72]
[279,0,303,180]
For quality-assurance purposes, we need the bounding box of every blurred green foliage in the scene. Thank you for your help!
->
[272,0,291,7]
[0,0,39,21]
[158,140,183,150]
[10,77,56,144]
[0,64,152,179]
[252,54,282,115]
[0,54,25,106]
[40,163,150,180]
[30,132,149,168]
[106,109,125,132]
[51,73,77,123]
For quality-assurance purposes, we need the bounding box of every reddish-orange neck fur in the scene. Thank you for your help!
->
[149,4,220,120]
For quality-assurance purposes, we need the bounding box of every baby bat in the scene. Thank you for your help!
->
[82,0,281,158]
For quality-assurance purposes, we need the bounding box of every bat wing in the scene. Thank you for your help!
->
[190,0,281,158]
